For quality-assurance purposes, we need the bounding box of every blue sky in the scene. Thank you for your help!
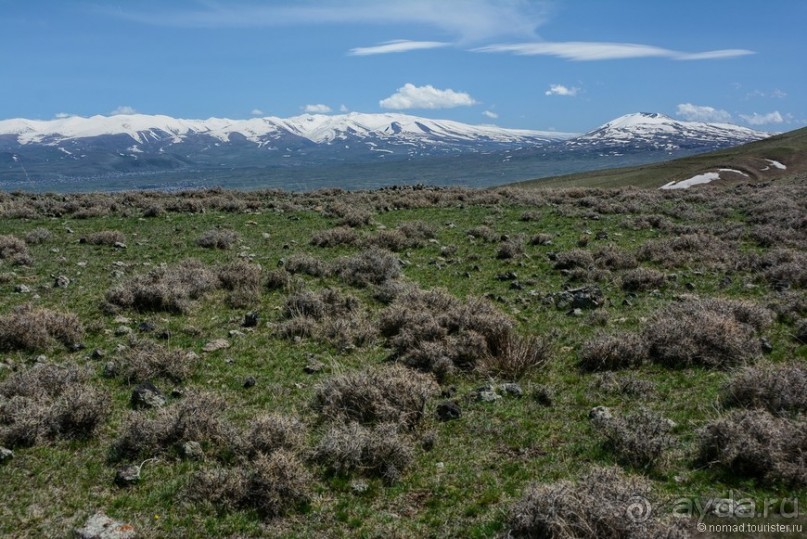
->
[1,0,804,132]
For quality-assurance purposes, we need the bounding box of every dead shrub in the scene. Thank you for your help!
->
[265,269,293,291]
[593,245,638,270]
[244,414,306,456]
[644,298,771,369]
[698,409,807,486]
[106,259,219,313]
[637,233,735,269]
[0,363,108,447]
[0,304,84,351]
[509,466,685,538]
[82,230,125,246]
[592,372,656,397]
[723,363,807,415]
[620,267,666,292]
[284,254,327,277]
[188,451,311,518]
[520,210,541,222]
[593,408,675,469]
[379,287,514,373]
[579,332,647,371]
[466,225,498,242]
[529,233,553,246]
[117,338,197,384]
[310,226,360,248]
[553,249,594,270]
[24,227,51,244]
[333,247,401,287]
[218,260,262,307]
[478,333,552,380]
[314,422,414,484]
[313,364,438,429]
[497,240,524,260]
[111,392,231,461]
[326,202,373,228]
[196,228,240,249]
[0,234,31,265]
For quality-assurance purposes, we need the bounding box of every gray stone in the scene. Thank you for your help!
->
[589,405,613,423]
[476,390,502,403]
[113,242,127,249]
[74,512,137,539]
[304,358,325,374]
[242,376,256,388]
[131,381,165,409]
[0,447,13,463]
[114,325,133,336]
[54,275,70,288]
[500,383,523,398]
[436,401,462,422]
[114,465,141,487]
[14,284,31,293]
[202,339,230,352]
[181,441,204,461]
[102,362,117,378]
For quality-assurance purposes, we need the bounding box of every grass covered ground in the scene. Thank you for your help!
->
[0,182,805,538]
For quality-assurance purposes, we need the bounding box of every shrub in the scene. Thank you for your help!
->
[553,249,594,270]
[188,451,311,518]
[83,230,125,245]
[478,333,552,380]
[592,408,675,469]
[244,414,306,456]
[218,260,262,307]
[24,227,51,244]
[723,363,807,415]
[196,229,239,249]
[466,225,497,242]
[284,254,328,277]
[620,267,666,292]
[579,332,647,371]
[637,233,735,269]
[593,372,655,397]
[117,338,197,384]
[379,287,514,373]
[310,226,360,248]
[314,422,414,484]
[497,240,524,260]
[592,245,638,270]
[313,364,438,429]
[644,298,771,368]
[333,248,401,287]
[509,466,686,538]
[265,269,292,291]
[106,259,219,313]
[0,363,108,447]
[111,392,231,461]
[698,409,807,487]
[529,233,553,246]
[0,234,31,265]
[0,304,84,351]
[327,202,373,228]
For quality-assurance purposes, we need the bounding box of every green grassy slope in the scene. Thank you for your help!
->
[0,185,805,537]
[512,126,807,189]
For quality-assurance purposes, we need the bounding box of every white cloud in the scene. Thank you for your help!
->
[303,104,332,114]
[676,103,733,123]
[474,41,754,61]
[379,83,478,110]
[771,89,787,99]
[482,110,499,119]
[250,108,264,116]
[54,112,73,119]
[339,104,349,113]
[545,84,579,97]
[349,40,450,56]
[740,111,784,125]
[110,105,137,115]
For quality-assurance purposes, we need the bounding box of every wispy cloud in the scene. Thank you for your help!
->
[339,104,350,113]
[740,111,785,125]
[110,105,137,115]
[349,40,450,56]
[379,83,477,110]
[54,112,73,119]
[106,1,549,42]
[474,41,754,61]
[250,108,264,116]
[482,110,499,119]
[676,103,733,123]
[545,84,579,97]
[304,104,332,114]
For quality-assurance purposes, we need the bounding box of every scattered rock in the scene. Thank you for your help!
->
[102,362,117,378]
[436,400,462,422]
[350,479,370,494]
[91,348,106,360]
[131,381,165,409]
[54,275,70,288]
[14,284,31,294]
[440,385,457,399]
[532,386,553,407]
[242,311,260,328]
[156,330,171,340]
[137,322,155,333]
[114,465,141,487]
[304,357,325,374]
[477,390,502,403]
[202,339,230,352]
[496,271,518,281]
[0,447,13,463]
[546,285,604,310]
[115,325,133,336]
[589,405,613,423]
[113,315,131,324]
[228,330,245,338]
[706,498,755,518]
[421,431,437,451]
[243,376,256,389]
[500,383,523,398]
[113,242,127,249]
[181,441,204,461]
[74,512,136,539]
[760,337,773,354]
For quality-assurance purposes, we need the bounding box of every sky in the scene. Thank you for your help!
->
[1,0,805,133]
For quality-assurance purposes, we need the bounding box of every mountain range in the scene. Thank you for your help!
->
[0,112,771,192]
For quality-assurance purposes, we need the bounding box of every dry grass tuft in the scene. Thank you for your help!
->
[310,226,360,248]
[0,234,32,265]
[579,332,647,371]
[196,229,240,249]
[592,408,675,469]
[313,364,438,429]
[620,267,666,292]
[723,363,807,415]
[478,333,552,380]
[244,413,307,456]
[698,409,807,487]
[333,248,401,287]
[116,338,198,384]
[0,304,84,351]
[82,230,125,246]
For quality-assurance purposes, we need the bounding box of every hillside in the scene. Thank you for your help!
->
[514,125,807,189]
[0,183,805,537]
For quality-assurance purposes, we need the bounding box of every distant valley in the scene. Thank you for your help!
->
[0,112,770,192]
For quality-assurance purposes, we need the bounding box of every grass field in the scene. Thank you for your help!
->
[0,182,805,538]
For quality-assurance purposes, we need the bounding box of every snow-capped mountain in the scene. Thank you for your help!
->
[0,111,772,191]
[569,112,769,151]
